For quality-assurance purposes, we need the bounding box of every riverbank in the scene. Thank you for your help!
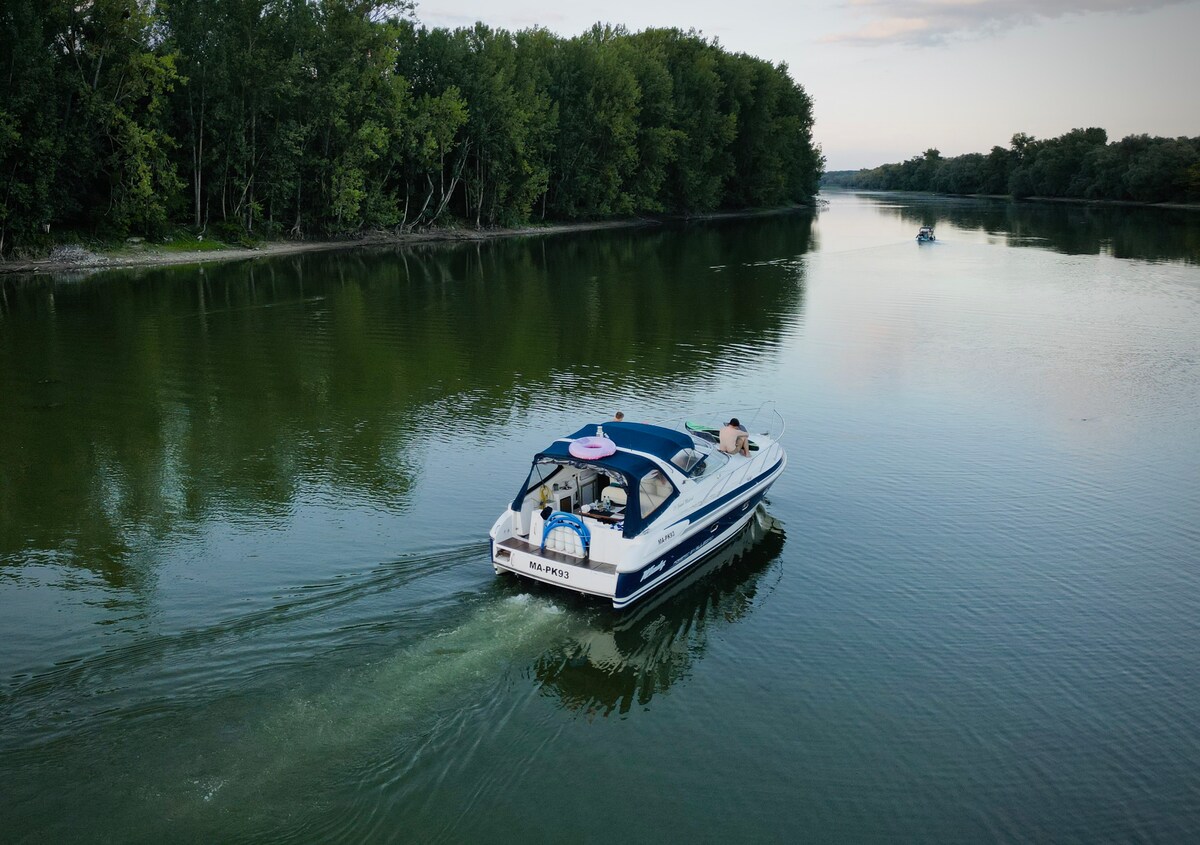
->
[0,220,648,277]
[0,206,812,277]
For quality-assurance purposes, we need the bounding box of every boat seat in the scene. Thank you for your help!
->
[638,472,673,515]
[601,485,627,506]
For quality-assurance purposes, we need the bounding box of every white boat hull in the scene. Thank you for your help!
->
[491,448,785,609]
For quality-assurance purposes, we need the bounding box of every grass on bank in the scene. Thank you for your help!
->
[3,225,264,263]
[156,234,229,252]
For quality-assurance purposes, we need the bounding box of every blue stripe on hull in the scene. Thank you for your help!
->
[613,488,769,608]
[663,458,783,533]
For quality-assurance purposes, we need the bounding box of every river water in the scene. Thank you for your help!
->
[2,192,1199,842]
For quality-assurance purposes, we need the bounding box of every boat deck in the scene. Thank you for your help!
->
[497,537,617,575]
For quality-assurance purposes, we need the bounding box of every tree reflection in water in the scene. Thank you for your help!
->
[858,191,1200,264]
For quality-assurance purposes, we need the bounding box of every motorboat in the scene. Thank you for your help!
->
[489,417,786,609]
[917,226,936,242]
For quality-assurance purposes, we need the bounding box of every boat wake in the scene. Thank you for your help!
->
[0,544,484,744]
[1,511,788,842]
[1,579,578,842]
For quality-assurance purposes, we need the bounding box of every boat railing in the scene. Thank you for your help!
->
[634,404,784,502]
[723,401,785,442]
[660,401,785,442]
[691,403,784,503]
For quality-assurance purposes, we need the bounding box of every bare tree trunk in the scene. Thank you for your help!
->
[475,156,483,228]
[291,176,302,238]
[247,111,256,232]
[414,176,434,227]
[92,46,105,91]
[0,161,14,254]
[193,147,201,227]
[190,85,205,228]
[433,140,470,222]
[398,186,411,232]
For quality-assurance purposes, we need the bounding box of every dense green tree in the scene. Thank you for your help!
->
[548,26,642,217]
[0,6,823,256]
[312,1,412,229]
[619,31,683,212]
[450,24,554,226]
[824,128,1199,205]
[1124,137,1199,203]
[1011,127,1107,198]
[511,28,560,220]
[931,153,983,194]
[657,30,736,212]
[980,146,1011,195]
[0,0,182,245]
[0,0,65,253]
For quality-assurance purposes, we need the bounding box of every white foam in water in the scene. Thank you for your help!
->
[193,777,226,803]
[502,593,564,615]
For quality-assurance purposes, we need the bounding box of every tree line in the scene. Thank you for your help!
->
[823,128,1200,204]
[0,0,823,257]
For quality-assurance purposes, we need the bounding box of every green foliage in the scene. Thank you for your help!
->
[0,3,823,256]
[159,233,226,252]
[0,0,70,253]
[550,26,643,217]
[823,127,1200,205]
[657,30,736,212]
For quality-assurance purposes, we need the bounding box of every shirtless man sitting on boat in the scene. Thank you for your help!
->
[719,418,750,457]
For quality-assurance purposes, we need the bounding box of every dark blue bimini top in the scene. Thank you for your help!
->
[564,421,692,462]
[533,438,661,487]
[513,422,689,537]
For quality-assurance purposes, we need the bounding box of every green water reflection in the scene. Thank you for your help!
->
[0,216,810,588]
[850,190,1200,263]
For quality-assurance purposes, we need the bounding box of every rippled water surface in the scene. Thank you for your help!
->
[2,192,1199,842]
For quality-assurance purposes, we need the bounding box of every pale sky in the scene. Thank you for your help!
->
[414,0,1200,170]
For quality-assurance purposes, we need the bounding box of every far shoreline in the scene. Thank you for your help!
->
[821,185,1200,211]
[0,205,813,278]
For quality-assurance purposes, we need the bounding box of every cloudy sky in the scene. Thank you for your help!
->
[414,0,1200,170]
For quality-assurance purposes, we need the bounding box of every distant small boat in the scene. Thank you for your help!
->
[917,226,936,242]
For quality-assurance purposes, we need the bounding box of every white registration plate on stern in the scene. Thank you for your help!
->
[509,553,613,596]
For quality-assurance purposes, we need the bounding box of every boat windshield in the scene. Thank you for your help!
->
[680,435,727,478]
[521,460,564,495]
[669,447,704,474]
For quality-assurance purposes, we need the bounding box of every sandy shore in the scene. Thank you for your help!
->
[0,218,667,277]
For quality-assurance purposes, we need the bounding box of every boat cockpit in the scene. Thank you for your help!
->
[510,431,726,541]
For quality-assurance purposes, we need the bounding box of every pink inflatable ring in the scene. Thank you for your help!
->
[569,436,616,460]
